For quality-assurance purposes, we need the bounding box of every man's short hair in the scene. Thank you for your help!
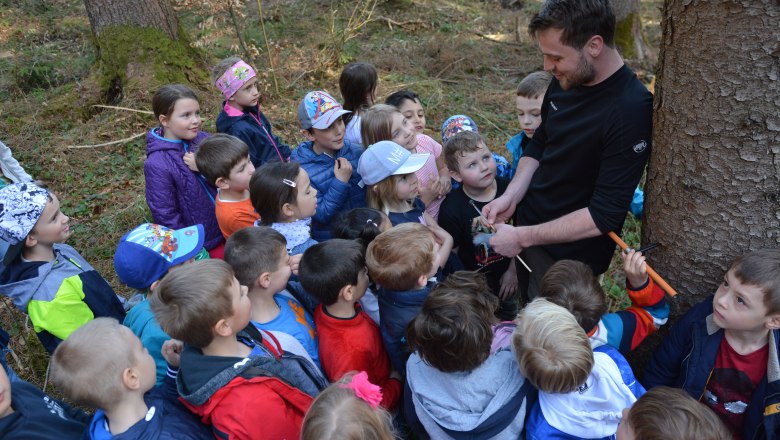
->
[299,239,365,306]
[626,386,730,440]
[366,223,434,291]
[407,271,498,372]
[50,318,136,410]
[528,0,616,49]
[516,71,553,99]
[443,130,485,172]
[729,249,780,315]
[149,259,236,348]
[513,298,593,393]
[538,260,607,332]
[224,226,287,287]
[195,134,250,186]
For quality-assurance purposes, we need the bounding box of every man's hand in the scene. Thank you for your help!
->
[489,223,524,257]
[483,194,516,224]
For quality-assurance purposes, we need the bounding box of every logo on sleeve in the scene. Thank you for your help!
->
[632,140,648,153]
[550,101,558,111]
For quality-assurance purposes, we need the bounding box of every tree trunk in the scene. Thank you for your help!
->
[644,0,780,316]
[612,0,652,61]
[82,0,206,102]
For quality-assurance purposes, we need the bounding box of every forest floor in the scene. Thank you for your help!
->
[0,0,661,387]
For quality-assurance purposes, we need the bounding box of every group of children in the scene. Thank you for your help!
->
[0,56,774,440]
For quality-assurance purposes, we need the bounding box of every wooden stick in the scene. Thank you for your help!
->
[608,231,678,296]
[92,105,152,114]
[67,132,145,149]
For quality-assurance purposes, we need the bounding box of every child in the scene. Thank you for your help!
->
[363,104,449,218]
[385,91,452,218]
[0,182,125,353]
[149,259,325,439]
[438,130,518,320]
[250,161,318,254]
[224,226,320,369]
[50,318,211,439]
[332,207,393,324]
[298,239,401,410]
[114,222,205,384]
[340,62,378,148]
[302,372,396,440]
[644,249,780,439]
[616,386,730,440]
[366,222,453,373]
[405,271,531,439]
[441,115,512,181]
[213,57,291,166]
[194,133,258,239]
[505,71,552,176]
[514,298,645,439]
[539,255,669,353]
[291,90,365,241]
[357,140,430,225]
[144,84,223,256]
[0,140,32,273]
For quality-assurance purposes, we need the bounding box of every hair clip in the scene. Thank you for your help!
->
[282,179,296,187]
[340,371,383,409]
[366,219,378,228]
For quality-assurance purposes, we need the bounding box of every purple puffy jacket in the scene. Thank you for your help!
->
[143,128,223,250]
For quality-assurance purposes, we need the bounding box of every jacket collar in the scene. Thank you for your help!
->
[704,312,780,383]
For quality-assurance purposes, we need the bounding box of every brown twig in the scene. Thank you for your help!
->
[67,132,145,149]
[92,105,153,115]
[371,16,428,30]
[472,31,524,47]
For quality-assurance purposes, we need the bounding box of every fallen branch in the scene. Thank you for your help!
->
[472,31,524,47]
[92,105,153,115]
[372,16,428,30]
[67,132,145,149]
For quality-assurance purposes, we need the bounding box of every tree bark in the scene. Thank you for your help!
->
[83,0,179,40]
[644,0,780,314]
[612,0,652,61]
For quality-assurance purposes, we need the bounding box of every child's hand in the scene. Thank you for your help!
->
[499,261,518,300]
[289,253,302,275]
[162,339,184,368]
[436,174,452,197]
[418,176,439,206]
[334,157,353,183]
[183,152,199,172]
[622,249,649,288]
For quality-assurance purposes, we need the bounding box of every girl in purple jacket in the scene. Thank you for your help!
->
[144,85,224,257]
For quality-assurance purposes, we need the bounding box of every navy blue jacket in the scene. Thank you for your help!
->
[216,104,291,167]
[290,140,365,241]
[644,295,780,440]
[378,281,435,374]
[84,368,211,440]
[0,379,90,439]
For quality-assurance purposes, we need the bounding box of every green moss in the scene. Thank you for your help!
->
[93,25,207,97]
[615,13,638,60]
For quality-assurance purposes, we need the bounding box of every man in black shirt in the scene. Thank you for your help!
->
[483,0,652,299]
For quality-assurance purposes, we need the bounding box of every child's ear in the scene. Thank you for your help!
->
[449,169,463,183]
[213,318,234,337]
[281,202,296,218]
[339,284,354,302]
[302,129,316,142]
[257,272,271,289]
[215,176,230,190]
[416,274,428,288]
[24,233,38,248]
[122,367,142,391]
[158,114,169,128]
[766,314,780,330]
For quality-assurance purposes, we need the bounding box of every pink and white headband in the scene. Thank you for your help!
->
[215,60,256,99]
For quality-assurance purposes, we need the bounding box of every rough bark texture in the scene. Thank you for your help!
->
[645,0,780,314]
[613,0,652,61]
[83,0,179,39]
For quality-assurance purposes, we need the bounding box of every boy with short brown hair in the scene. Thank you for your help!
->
[149,259,324,439]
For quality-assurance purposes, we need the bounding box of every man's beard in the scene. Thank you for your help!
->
[558,53,597,90]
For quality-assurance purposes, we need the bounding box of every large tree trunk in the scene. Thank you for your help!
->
[644,0,780,317]
[612,0,652,61]
[82,0,206,102]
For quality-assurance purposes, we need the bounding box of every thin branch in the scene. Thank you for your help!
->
[472,31,524,47]
[371,16,428,30]
[92,105,153,115]
[256,0,280,95]
[67,132,145,149]
[434,57,466,78]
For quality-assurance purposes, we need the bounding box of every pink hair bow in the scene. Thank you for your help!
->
[341,371,383,409]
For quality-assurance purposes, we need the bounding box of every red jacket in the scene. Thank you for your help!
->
[315,304,401,410]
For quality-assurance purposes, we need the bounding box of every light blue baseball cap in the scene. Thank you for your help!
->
[357,141,430,186]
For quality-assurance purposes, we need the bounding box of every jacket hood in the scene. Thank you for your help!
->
[539,351,637,438]
[0,245,78,312]
[407,348,527,433]
[146,128,206,155]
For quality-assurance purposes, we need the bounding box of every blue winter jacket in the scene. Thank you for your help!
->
[644,295,780,440]
[377,281,435,374]
[216,103,291,167]
[290,140,365,241]
[85,368,211,440]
